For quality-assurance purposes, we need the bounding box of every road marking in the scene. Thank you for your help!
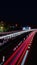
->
[28,46,30,49]
[2,56,5,62]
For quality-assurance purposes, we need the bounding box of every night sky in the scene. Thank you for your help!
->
[0,8,37,27]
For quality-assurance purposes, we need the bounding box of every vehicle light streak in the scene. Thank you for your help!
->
[21,50,29,65]
[3,31,36,65]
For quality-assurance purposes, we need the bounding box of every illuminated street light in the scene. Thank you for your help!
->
[1,27,3,30]
[22,27,26,30]
[29,27,31,30]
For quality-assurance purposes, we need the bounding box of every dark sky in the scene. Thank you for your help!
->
[0,8,37,27]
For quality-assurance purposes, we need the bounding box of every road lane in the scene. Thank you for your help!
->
[0,31,30,64]
[16,31,36,65]
[3,31,36,65]
[25,32,37,65]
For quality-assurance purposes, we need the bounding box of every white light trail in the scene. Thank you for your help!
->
[0,29,37,46]
[2,56,5,62]
[0,29,37,39]
[21,50,29,65]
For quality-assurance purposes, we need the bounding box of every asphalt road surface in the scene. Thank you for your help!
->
[0,32,30,64]
[0,31,37,65]
[3,31,36,65]
[25,33,37,65]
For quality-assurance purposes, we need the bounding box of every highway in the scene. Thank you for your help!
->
[0,31,30,64]
[0,29,37,46]
[25,32,37,65]
[0,29,37,65]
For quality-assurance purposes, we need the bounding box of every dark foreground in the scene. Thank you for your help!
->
[25,33,37,65]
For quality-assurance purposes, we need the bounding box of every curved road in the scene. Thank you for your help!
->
[3,31,36,65]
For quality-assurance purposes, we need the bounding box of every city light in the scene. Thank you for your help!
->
[15,24,18,27]
[22,27,31,30]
